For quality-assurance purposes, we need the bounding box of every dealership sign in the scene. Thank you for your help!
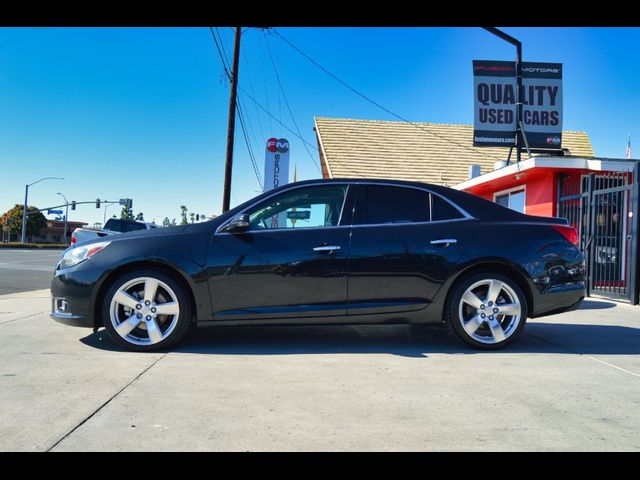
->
[264,137,290,228]
[473,60,563,148]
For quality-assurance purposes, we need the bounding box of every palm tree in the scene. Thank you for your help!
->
[180,205,188,225]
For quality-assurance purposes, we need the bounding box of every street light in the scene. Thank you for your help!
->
[103,202,119,224]
[56,192,70,241]
[21,177,64,243]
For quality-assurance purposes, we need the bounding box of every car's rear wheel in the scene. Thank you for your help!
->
[446,272,528,350]
[102,269,191,352]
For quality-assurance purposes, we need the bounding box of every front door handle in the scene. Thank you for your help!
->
[313,245,341,253]
[430,238,458,246]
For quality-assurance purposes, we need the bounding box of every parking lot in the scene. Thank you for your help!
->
[1,249,639,451]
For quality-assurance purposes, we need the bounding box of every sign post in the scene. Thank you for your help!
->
[263,137,290,228]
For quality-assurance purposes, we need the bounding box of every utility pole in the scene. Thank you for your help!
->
[483,27,526,163]
[222,27,242,213]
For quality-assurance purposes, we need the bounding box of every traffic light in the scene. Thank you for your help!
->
[127,198,133,209]
[196,214,200,221]
[71,201,76,211]
[96,198,101,208]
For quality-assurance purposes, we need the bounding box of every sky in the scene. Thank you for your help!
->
[1,26,639,228]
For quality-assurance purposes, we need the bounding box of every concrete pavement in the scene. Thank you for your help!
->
[0,289,639,451]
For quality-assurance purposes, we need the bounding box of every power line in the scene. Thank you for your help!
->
[237,86,365,178]
[264,33,321,174]
[214,27,233,73]
[208,27,363,179]
[272,28,498,161]
[237,86,317,151]
[259,32,274,133]
[241,36,266,143]
[236,97,264,189]
[209,27,231,81]
[209,27,263,190]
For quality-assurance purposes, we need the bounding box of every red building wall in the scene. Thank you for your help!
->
[523,172,555,217]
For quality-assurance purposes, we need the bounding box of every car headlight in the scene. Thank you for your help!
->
[58,241,111,270]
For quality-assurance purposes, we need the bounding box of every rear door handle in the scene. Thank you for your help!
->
[313,245,341,253]
[430,239,458,246]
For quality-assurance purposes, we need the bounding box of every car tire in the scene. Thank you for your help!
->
[102,269,192,352]
[446,272,528,350]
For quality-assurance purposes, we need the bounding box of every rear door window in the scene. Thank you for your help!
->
[356,185,466,225]
[362,186,430,224]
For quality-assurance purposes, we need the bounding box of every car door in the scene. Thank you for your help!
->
[347,184,478,316]
[207,183,353,321]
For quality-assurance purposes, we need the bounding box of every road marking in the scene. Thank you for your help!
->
[582,355,640,379]
[527,332,640,379]
[0,311,48,326]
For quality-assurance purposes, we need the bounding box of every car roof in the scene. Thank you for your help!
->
[218,177,527,224]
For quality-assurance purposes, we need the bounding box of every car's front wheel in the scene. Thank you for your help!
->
[446,272,528,350]
[102,269,191,352]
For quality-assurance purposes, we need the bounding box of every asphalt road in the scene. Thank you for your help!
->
[0,249,62,295]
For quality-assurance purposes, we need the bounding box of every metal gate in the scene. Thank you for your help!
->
[558,167,639,303]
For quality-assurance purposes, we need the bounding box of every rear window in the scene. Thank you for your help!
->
[431,194,465,221]
[125,222,147,232]
[103,219,124,232]
[104,219,146,232]
[359,185,465,225]
[363,186,430,224]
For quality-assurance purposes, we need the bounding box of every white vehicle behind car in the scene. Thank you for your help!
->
[71,218,157,246]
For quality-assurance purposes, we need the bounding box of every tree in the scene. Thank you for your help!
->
[189,212,195,224]
[120,206,134,220]
[180,205,188,225]
[1,204,47,241]
[171,218,177,226]
[135,212,144,221]
[162,217,171,227]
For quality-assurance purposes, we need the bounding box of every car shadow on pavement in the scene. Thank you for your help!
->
[578,300,618,310]
[80,321,640,357]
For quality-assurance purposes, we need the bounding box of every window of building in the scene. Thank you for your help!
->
[494,188,526,213]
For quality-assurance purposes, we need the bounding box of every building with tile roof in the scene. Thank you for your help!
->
[314,116,595,185]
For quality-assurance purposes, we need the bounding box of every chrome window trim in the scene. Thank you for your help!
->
[350,217,474,229]
[214,180,476,235]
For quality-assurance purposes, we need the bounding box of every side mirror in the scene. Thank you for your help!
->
[221,214,250,233]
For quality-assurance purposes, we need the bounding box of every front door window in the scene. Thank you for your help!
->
[245,185,348,230]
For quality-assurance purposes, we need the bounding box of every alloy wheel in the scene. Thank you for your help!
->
[457,278,522,345]
[109,276,181,346]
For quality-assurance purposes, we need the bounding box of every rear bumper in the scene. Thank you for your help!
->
[531,283,586,318]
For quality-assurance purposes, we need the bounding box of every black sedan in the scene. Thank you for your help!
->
[51,179,585,351]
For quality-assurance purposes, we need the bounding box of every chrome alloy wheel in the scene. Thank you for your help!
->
[109,277,180,346]
[457,279,522,345]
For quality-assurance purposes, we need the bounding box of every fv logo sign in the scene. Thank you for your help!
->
[266,137,289,153]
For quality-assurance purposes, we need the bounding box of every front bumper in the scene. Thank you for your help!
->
[50,309,93,328]
[50,260,107,329]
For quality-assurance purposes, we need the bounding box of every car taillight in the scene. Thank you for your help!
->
[552,225,579,246]
[71,236,76,245]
